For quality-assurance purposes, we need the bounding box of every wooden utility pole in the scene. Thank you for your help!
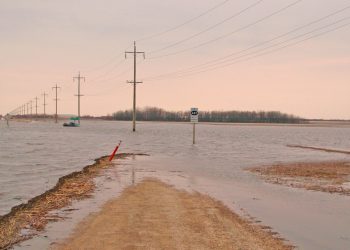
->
[30,100,33,116]
[52,84,61,123]
[42,92,48,117]
[125,41,145,132]
[34,97,39,117]
[73,72,85,124]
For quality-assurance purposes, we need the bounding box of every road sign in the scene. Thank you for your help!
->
[191,108,198,123]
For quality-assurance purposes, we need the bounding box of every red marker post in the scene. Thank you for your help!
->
[109,141,122,162]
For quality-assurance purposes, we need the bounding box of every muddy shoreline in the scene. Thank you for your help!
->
[0,153,140,249]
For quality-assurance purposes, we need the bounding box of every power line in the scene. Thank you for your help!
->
[186,16,350,75]
[143,6,350,81]
[71,1,231,76]
[149,0,264,54]
[69,1,230,80]
[87,63,134,88]
[86,55,147,91]
[82,43,134,73]
[88,58,126,82]
[136,0,231,42]
[147,19,350,81]
[149,0,302,59]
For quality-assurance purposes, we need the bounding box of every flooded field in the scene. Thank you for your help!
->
[1,120,350,249]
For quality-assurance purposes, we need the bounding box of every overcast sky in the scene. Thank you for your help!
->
[1,0,350,119]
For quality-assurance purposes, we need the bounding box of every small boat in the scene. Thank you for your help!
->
[63,117,80,127]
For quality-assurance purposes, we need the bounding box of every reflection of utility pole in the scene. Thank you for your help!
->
[73,72,85,124]
[34,97,39,117]
[125,41,145,132]
[42,92,48,117]
[52,84,61,123]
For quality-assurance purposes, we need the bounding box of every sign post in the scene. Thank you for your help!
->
[190,108,199,144]
[5,114,11,127]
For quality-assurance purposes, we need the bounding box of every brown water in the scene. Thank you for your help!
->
[1,120,350,249]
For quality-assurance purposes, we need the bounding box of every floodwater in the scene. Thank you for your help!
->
[1,120,350,249]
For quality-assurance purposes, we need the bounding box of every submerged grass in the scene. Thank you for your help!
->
[248,161,350,195]
[0,153,135,249]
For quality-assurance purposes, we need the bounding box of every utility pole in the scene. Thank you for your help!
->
[34,97,39,117]
[26,102,29,115]
[30,100,33,117]
[125,41,145,132]
[52,84,61,123]
[42,92,48,117]
[73,72,85,124]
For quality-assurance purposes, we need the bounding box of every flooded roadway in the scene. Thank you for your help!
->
[1,120,350,249]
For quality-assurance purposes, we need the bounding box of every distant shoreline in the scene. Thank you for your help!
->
[5,117,350,128]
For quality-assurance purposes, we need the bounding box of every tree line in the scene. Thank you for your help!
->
[108,107,304,123]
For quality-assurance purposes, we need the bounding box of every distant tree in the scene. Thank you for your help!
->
[111,107,304,124]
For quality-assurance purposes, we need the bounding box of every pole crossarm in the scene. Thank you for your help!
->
[126,81,143,84]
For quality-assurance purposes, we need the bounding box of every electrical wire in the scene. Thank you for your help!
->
[149,0,303,59]
[136,0,231,42]
[149,0,264,54]
[82,43,133,73]
[85,57,145,96]
[143,5,350,81]
[88,58,126,82]
[146,20,350,82]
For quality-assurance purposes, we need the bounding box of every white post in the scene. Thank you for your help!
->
[193,123,196,144]
[191,107,198,145]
